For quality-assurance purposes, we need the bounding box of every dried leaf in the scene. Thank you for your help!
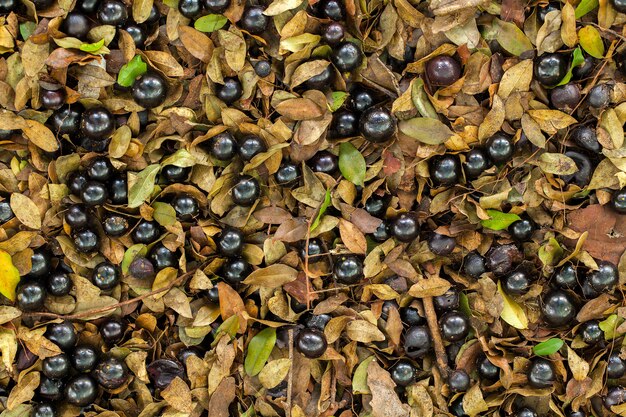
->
[408,277,452,297]
[398,117,454,145]
[243,264,298,287]
[10,194,40,230]
[537,153,579,175]
[127,164,160,208]
[497,281,528,329]
[0,251,20,302]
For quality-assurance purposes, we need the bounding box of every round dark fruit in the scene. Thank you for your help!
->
[364,194,387,218]
[486,244,522,276]
[464,148,492,179]
[542,290,576,327]
[450,397,468,417]
[0,200,13,223]
[509,219,534,241]
[132,220,161,244]
[240,6,269,34]
[0,0,17,13]
[65,375,98,406]
[605,386,626,408]
[124,23,147,47]
[78,0,100,14]
[580,320,603,344]
[275,162,300,186]
[148,243,178,270]
[463,252,487,278]
[567,410,585,417]
[91,262,121,290]
[238,134,266,161]
[331,41,362,72]
[534,53,568,87]
[178,0,202,18]
[48,106,82,136]
[304,63,334,90]
[449,369,470,392]
[561,150,593,187]
[32,404,56,417]
[73,228,99,253]
[129,257,155,280]
[572,126,600,154]
[477,356,499,380]
[81,107,115,140]
[221,257,252,285]
[433,289,460,312]
[71,345,99,372]
[208,132,238,162]
[391,213,419,243]
[102,213,129,237]
[28,249,51,279]
[81,181,108,206]
[87,157,114,182]
[359,106,395,143]
[97,0,128,26]
[47,271,72,297]
[207,286,220,303]
[537,2,559,22]
[172,194,199,221]
[572,55,595,79]
[587,261,618,293]
[45,321,77,350]
[301,312,331,331]
[321,22,344,45]
[380,300,399,321]
[502,270,531,295]
[42,354,71,379]
[390,361,416,387]
[588,84,611,108]
[61,11,90,39]
[316,0,344,20]
[203,0,230,12]
[607,353,626,379]
[177,346,204,365]
[309,150,338,174]
[400,305,423,326]
[132,72,167,108]
[439,311,469,342]
[216,77,242,104]
[109,175,128,205]
[527,357,555,388]
[613,188,626,215]
[513,408,538,417]
[550,83,581,112]
[95,357,129,389]
[426,55,462,87]
[217,227,245,256]
[147,359,185,390]
[100,318,125,344]
[145,4,160,24]
[300,238,324,262]
[349,87,375,113]
[32,0,53,9]
[486,132,514,164]
[404,325,431,358]
[253,60,271,77]
[41,88,66,110]
[16,281,46,311]
[333,255,363,284]
[232,175,261,206]
[295,328,327,358]
[430,154,461,185]
[330,110,359,138]
[161,165,190,184]
[428,233,456,255]
[38,376,64,401]
[611,0,626,13]
[371,220,391,242]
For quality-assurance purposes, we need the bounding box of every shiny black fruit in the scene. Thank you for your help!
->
[439,311,469,342]
[148,243,178,270]
[87,157,114,182]
[209,132,238,161]
[426,55,462,87]
[428,233,456,255]
[430,155,461,185]
[304,62,334,90]
[42,354,71,379]
[172,194,199,221]
[588,84,611,108]
[400,305,423,326]
[612,0,626,11]
[534,53,568,87]
[132,220,161,244]
[486,244,522,276]
[371,220,391,242]
[65,204,89,229]
[61,11,90,39]
[178,0,202,18]
[109,175,128,205]
[331,41,362,72]
[100,318,125,345]
[301,312,331,331]
[161,165,189,184]
[391,213,419,243]
[240,6,269,34]
[221,257,251,285]
[572,126,600,153]
[463,252,486,278]
[95,357,129,389]
[364,194,387,218]
[433,289,460,312]
[0,200,13,223]
[239,134,266,161]
[296,328,327,358]
[45,321,77,350]
[449,369,470,392]
[0,0,17,13]
[573,55,595,79]
[580,320,603,344]
[586,261,618,293]
[614,188,626,214]
[72,345,99,372]
[300,238,324,262]
[41,88,66,110]
[65,375,98,406]
[47,271,72,297]
[81,107,115,140]
[605,386,626,408]
[316,0,344,20]
[203,0,230,12]
[321,22,344,45]
[349,87,375,113]
[253,59,271,77]
[537,2,559,22]
[561,150,593,187]
[97,0,128,26]
[81,181,108,206]
[527,357,555,388]
[72,228,100,253]
[404,325,431,358]
[91,262,121,290]
[359,106,395,143]
[309,150,338,174]
[390,361,416,387]
[607,353,626,379]
[502,270,531,295]
[147,359,185,389]
[464,148,491,179]
[32,0,53,8]
[78,0,100,14]
[124,23,147,47]
[216,77,242,104]
[48,106,82,136]
[486,132,514,164]
[509,219,534,241]
[232,175,260,206]
[16,281,46,311]
[477,356,499,380]
[514,408,538,417]
[330,110,358,138]
[333,255,363,284]
[550,83,581,112]
[129,257,155,279]
[28,249,51,279]
[32,403,56,417]
[275,162,300,186]
[217,227,245,256]
[542,289,576,326]
[132,72,167,108]
[38,376,64,401]
[103,213,129,237]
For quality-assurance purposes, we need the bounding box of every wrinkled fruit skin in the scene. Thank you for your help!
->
[147,359,185,390]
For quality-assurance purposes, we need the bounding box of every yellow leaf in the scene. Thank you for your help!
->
[0,250,20,302]
[578,26,605,58]
[497,281,528,329]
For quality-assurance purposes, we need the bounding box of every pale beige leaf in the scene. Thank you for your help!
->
[463,384,489,417]
[161,377,193,413]
[497,60,533,99]
[567,346,589,381]
[243,264,298,287]
[408,277,452,298]
[478,95,505,141]
[346,320,385,343]
[527,109,577,134]
[339,219,367,255]
[259,358,291,389]
[561,2,578,47]
[10,194,41,229]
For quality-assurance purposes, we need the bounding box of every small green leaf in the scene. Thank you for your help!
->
[352,355,376,394]
[127,164,160,208]
[212,315,240,345]
[19,22,36,41]
[339,143,366,187]
[459,292,471,317]
[244,327,276,376]
[575,0,598,18]
[117,55,148,88]
[311,188,331,231]
[538,237,564,266]
[533,338,564,356]
[599,314,624,340]
[79,38,105,53]
[194,14,228,33]
[411,78,437,119]
[328,91,348,112]
[152,202,177,226]
[121,244,148,275]
[480,210,521,231]
[557,47,585,86]
[578,26,605,59]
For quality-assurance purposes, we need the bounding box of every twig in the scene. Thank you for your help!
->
[23,268,199,320]
[286,328,294,417]
[423,296,450,379]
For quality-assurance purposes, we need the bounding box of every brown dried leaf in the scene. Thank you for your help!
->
[367,360,411,417]
[339,219,366,255]
[408,277,452,297]
[243,264,298,287]
[10,193,41,230]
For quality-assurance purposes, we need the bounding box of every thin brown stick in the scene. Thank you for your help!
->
[423,296,450,379]
[286,328,294,417]
[23,268,198,320]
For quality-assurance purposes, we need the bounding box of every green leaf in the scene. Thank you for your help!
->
[533,338,564,356]
[578,26,605,59]
[497,281,528,330]
[152,202,177,226]
[557,47,585,86]
[352,355,376,394]
[328,91,348,112]
[599,314,624,340]
[19,22,36,41]
[127,164,160,208]
[121,244,148,274]
[411,78,438,119]
[398,117,454,145]
[161,148,196,168]
[212,315,240,346]
[484,19,533,56]
[575,0,598,18]
[0,250,20,302]
[79,38,105,53]
[311,188,331,231]
[117,55,148,88]
[538,238,564,266]
[339,143,366,187]
[480,210,521,231]
[459,292,471,317]
[194,14,228,33]
[244,327,276,376]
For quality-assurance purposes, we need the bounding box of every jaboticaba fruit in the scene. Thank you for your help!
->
[295,328,327,358]
[426,55,462,87]
[390,213,419,242]
[132,72,168,108]
[534,53,568,87]
[333,255,363,284]
[541,290,577,327]
[359,106,396,143]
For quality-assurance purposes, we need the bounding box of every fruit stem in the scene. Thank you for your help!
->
[423,296,450,379]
